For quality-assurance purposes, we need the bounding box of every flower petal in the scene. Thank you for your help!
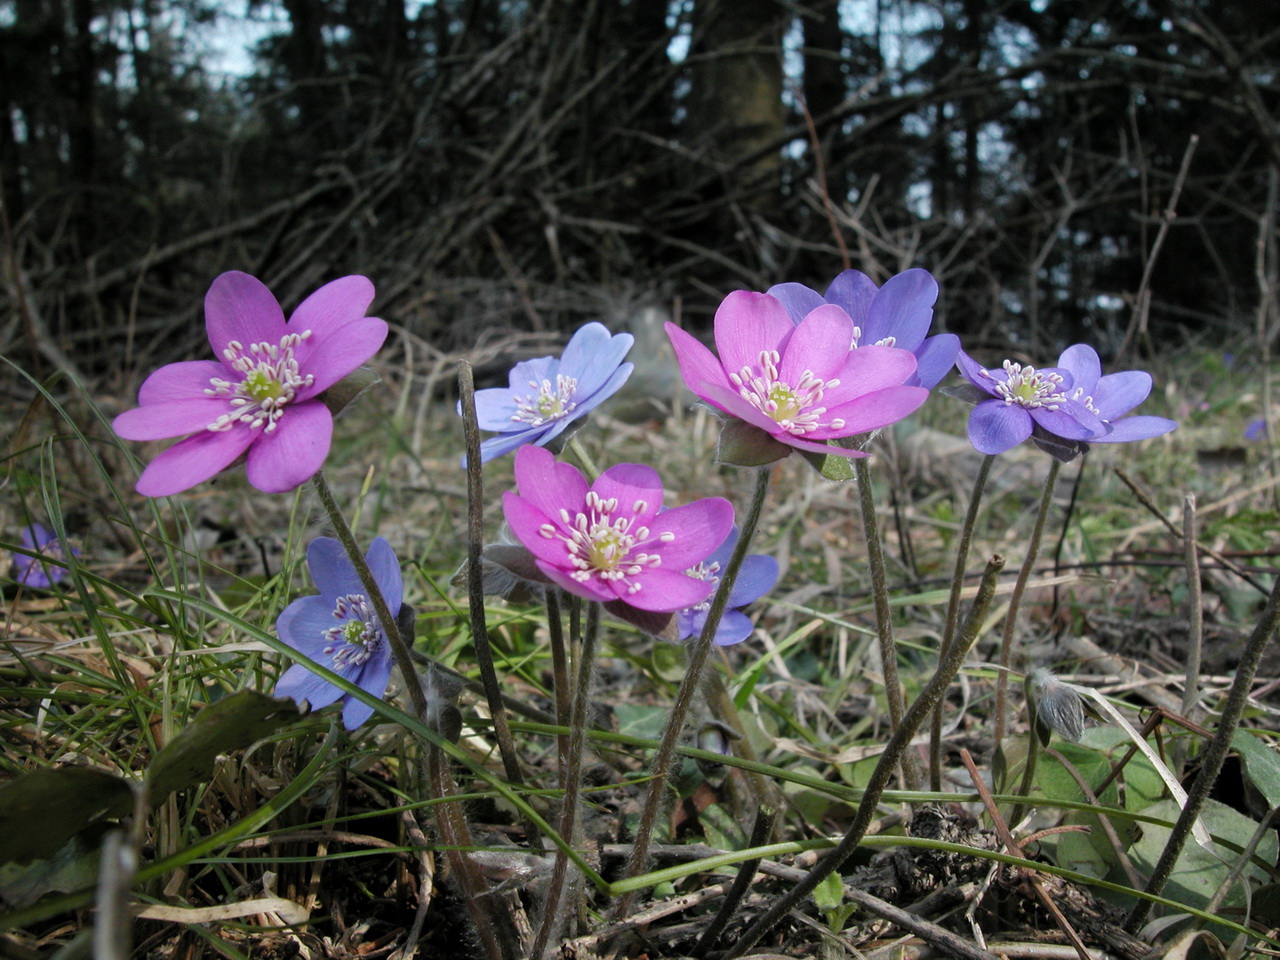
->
[774,434,869,458]
[365,536,403,615]
[244,401,333,493]
[1031,403,1105,441]
[777,304,856,385]
[613,566,715,612]
[471,385,523,431]
[306,538,362,599]
[763,282,826,324]
[134,427,256,497]
[910,333,961,389]
[559,323,634,397]
[822,345,917,405]
[535,558,615,603]
[713,291,794,378]
[955,350,998,392]
[113,398,230,440]
[1092,415,1177,442]
[822,270,879,328]
[287,275,376,342]
[513,445,589,522]
[593,463,665,527]
[136,360,227,405]
[666,322,735,411]
[275,663,345,712]
[205,272,286,364]
[503,493,572,566]
[967,401,1033,454]
[1092,370,1152,420]
[646,497,735,570]
[861,268,937,350]
[712,609,756,646]
[342,655,393,729]
[1056,344,1102,397]
[727,553,779,608]
[816,385,928,437]
[294,318,389,400]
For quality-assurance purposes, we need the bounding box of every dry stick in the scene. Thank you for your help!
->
[457,361,529,804]
[854,456,917,788]
[994,458,1062,746]
[689,806,777,959]
[1255,166,1279,507]
[311,471,428,721]
[1113,467,1270,596]
[1174,493,1203,778]
[608,466,773,928]
[532,604,602,960]
[722,554,1006,960]
[1125,570,1280,934]
[931,453,995,790]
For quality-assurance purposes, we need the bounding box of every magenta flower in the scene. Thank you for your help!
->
[113,271,388,497]
[274,536,401,730]
[665,292,927,464]
[766,268,960,389]
[502,445,734,612]
[467,322,634,463]
[676,526,778,646]
[11,523,77,588]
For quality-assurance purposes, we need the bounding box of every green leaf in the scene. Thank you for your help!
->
[612,703,670,742]
[813,870,844,911]
[1233,731,1280,808]
[0,827,107,909]
[0,768,133,863]
[146,690,300,801]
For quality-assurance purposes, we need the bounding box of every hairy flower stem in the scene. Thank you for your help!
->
[930,453,994,789]
[689,805,776,958]
[854,456,919,789]
[1125,570,1280,934]
[993,458,1061,745]
[724,555,1006,960]
[458,361,528,799]
[311,470,427,721]
[608,466,773,927]
[532,603,601,960]
[546,589,571,767]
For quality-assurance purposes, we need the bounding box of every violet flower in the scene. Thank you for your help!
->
[12,523,76,588]
[502,445,734,612]
[665,291,927,464]
[676,526,778,646]
[767,268,959,388]
[955,344,1174,458]
[468,322,634,464]
[274,536,401,730]
[113,271,388,497]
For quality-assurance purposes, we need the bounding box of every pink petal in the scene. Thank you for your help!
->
[713,292,794,379]
[244,402,333,493]
[775,435,869,459]
[205,272,286,365]
[287,275,376,342]
[513,446,589,523]
[134,428,256,497]
[666,322,734,410]
[114,398,232,440]
[645,498,735,570]
[502,492,574,565]
[136,360,227,405]
[814,385,928,437]
[776,304,856,385]
[535,559,615,603]
[294,318,389,400]
[612,567,715,612]
[592,463,664,527]
[823,345,917,405]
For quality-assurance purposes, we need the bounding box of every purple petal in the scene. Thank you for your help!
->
[1030,403,1105,441]
[244,402,333,493]
[275,663,345,712]
[968,402,1032,454]
[676,607,703,641]
[1092,415,1177,442]
[474,428,547,464]
[777,304,856,385]
[727,553,779,608]
[910,334,961,389]
[113,399,231,441]
[294,318,389,400]
[955,351,998,392]
[1092,370,1152,421]
[815,385,928,437]
[613,567,715,612]
[646,498,736,570]
[861,268,938,350]
[205,272,286,364]
[513,445,589,524]
[471,387,524,432]
[134,427,256,497]
[1056,344,1102,397]
[365,536,403,615]
[342,655,393,729]
[136,360,227,405]
[764,282,826,324]
[713,292,793,378]
[286,275,376,342]
[23,524,52,551]
[277,593,342,649]
[712,609,756,646]
[306,538,362,599]
[567,362,632,417]
[822,270,879,328]
[559,323,634,397]
[666,322,735,411]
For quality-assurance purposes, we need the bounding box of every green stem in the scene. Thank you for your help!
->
[608,465,773,926]
[566,435,600,480]
[723,554,1007,960]
[931,454,994,789]
[311,470,427,721]
[993,458,1061,745]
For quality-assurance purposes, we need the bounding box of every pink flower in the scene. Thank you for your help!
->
[113,272,388,496]
[665,291,927,463]
[502,446,734,613]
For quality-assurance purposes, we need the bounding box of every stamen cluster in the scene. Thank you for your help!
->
[511,374,578,427]
[731,350,845,436]
[320,593,385,669]
[206,332,314,432]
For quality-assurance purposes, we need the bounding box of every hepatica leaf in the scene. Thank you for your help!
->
[147,690,300,801]
[0,768,134,863]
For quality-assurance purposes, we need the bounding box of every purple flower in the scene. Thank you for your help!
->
[676,526,778,646]
[113,272,388,497]
[955,344,1176,458]
[12,523,76,588]
[274,536,401,730]
[665,292,927,462]
[1245,418,1268,442]
[502,445,734,612]
[468,322,634,463]
[767,268,960,389]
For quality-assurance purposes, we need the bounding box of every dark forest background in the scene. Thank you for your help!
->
[2,0,1278,379]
